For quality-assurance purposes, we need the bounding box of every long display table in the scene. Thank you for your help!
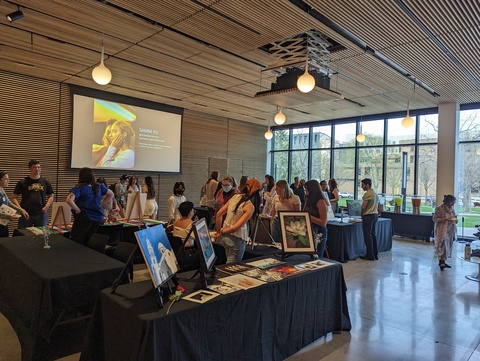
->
[380,211,434,241]
[327,218,393,262]
[0,235,124,361]
[80,260,351,361]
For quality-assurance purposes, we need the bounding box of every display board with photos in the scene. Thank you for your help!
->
[135,225,179,288]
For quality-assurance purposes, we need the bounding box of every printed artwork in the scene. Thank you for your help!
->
[278,212,315,253]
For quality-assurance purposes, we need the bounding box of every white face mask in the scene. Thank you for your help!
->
[222,185,232,193]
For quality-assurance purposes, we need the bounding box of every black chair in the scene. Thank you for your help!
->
[167,233,199,272]
[85,233,109,254]
[112,242,137,282]
[95,223,124,245]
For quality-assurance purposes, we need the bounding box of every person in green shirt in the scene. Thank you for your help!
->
[361,178,379,260]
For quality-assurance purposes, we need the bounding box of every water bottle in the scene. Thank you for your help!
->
[43,226,51,249]
[340,208,344,223]
[465,243,471,260]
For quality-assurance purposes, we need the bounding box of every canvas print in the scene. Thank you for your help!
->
[135,225,179,288]
[268,264,309,277]
[278,211,315,253]
[183,289,219,304]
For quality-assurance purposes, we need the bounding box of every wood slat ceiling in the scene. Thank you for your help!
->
[0,0,479,126]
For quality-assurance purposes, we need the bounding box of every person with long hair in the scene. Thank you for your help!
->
[96,177,123,221]
[271,180,301,244]
[0,170,27,237]
[304,180,329,257]
[66,167,113,245]
[215,178,261,262]
[262,175,276,216]
[433,194,457,270]
[142,176,158,219]
[328,178,339,213]
[100,120,135,168]
[168,181,186,225]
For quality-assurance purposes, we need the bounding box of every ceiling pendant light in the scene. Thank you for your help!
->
[356,122,365,142]
[264,126,273,140]
[401,100,414,128]
[274,107,286,125]
[402,81,415,128]
[297,58,315,93]
[92,40,112,85]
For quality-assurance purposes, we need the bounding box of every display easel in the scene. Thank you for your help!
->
[124,192,147,221]
[154,275,179,309]
[250,215,276,250]
[51,202,71,228]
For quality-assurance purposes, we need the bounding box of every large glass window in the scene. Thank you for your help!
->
[311,150,330,182]
[269,109,438,210]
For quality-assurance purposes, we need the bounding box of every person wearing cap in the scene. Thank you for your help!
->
[0,170,28,237]
[215,178,261,262]
[12,159,54,228]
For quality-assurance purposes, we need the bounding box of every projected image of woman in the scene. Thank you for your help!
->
[100,120,135,168]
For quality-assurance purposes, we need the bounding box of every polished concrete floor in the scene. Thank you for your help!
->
[1,237,480,361]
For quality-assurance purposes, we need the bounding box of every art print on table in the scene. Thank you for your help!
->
[216,262,254,275]
[246,257,286,270]
[218,274,266,290]
[278,211,315,253]
[183,289,219,304]
[209,282,242,295]
[241,268,285,282]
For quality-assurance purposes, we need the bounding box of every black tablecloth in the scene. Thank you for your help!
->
[380,211,434,241]
[0,235,124,361]
[81,261,351,361]
[327,218,393,262]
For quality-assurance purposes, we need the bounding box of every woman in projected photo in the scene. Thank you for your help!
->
[91,119,115,166]
[100,120,135,168]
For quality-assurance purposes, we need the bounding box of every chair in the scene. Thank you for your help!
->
[95,223,124,245]
[112,242,137,282]
[85,233,109,254]
[167,233,199,272]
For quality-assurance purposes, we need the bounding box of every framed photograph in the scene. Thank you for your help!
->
[183,289,219,304]
[278,211,315,253]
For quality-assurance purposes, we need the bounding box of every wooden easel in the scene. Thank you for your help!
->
[51,202,71,228]
[125,192,146,221]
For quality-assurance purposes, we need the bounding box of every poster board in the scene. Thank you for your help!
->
[125,192,147,221]
[51,202,72,227]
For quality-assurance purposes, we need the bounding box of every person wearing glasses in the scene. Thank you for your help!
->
[168,181,186,225]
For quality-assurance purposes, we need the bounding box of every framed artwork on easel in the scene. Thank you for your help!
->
[124,192,147,221]
[278,211,315,254]
[51,202,72,228]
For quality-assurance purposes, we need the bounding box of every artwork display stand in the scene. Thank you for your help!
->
[153,275,179,309]
[125,192,147,222]
[51,202,71,228]
[111,244,138,294]
[251,215,276,250]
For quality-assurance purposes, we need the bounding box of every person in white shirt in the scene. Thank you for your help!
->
[270,180,301,245]
[168,181,186,225]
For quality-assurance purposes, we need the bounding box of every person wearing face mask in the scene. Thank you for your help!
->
[167,181,186,225]
[215,178,261,263]
[214,176,240,225]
